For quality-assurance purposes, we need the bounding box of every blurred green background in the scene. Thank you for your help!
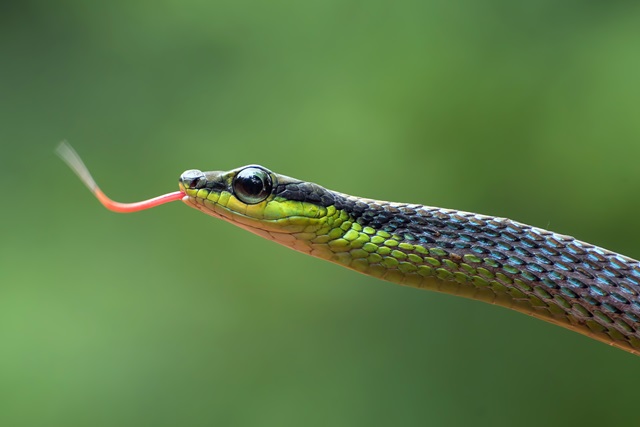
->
[2,1,640,426]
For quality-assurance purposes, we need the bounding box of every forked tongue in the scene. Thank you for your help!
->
[56,141,184,213]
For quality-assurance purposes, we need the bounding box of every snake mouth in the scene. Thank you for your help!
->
[181,194,324,254]
[181,194,320,237]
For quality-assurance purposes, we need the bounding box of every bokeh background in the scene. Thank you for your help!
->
[2,1,640,426]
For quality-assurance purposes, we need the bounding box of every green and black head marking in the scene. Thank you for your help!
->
[58,141,640,356]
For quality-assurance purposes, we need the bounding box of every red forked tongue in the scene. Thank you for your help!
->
[92,188,184,213]
[56,141,184,213]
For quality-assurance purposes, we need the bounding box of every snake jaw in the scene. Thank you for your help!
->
[181,192,324,254]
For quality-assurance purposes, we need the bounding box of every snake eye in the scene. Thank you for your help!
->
[232,167,273,204]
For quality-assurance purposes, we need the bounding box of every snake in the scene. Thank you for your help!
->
[57,142,640,356]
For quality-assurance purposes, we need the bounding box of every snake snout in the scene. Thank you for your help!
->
[180,169,207,190]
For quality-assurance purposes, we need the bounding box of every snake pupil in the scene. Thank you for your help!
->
[232,167,272,204]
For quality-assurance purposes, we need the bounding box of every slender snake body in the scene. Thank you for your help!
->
[56,142,640,356]
[177,165,640,355]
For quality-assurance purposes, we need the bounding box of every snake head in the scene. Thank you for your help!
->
[179,165,332,251]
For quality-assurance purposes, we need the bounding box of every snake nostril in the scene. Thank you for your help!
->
[189,177,201,189]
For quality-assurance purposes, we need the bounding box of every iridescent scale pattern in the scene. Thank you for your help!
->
[316,195,640,354]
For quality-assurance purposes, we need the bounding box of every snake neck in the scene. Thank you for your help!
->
[274,191,640,355]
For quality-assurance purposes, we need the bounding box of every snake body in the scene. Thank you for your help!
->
[178,165,640,355]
